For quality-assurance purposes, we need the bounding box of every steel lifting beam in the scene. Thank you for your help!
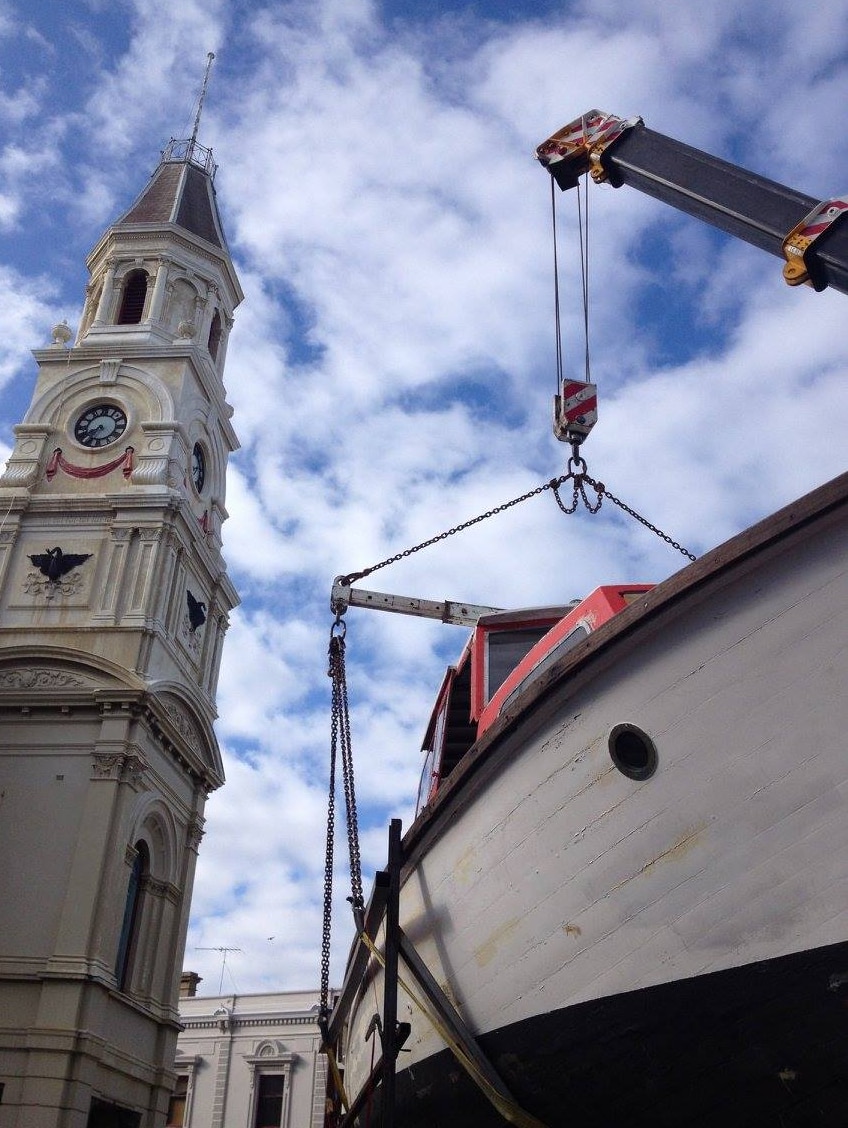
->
[331,576,502,627]
[540,116,848,296]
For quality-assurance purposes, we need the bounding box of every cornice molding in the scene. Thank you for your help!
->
[179,1013,320,1031]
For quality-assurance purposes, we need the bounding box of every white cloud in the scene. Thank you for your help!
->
[0,83,42,124]
[0,266,68,390]
[82,0,227,155]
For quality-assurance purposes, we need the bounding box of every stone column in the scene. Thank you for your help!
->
[91,260,118,327]
[146,257,171,325]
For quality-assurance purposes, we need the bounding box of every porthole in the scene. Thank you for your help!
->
[608,723,658,781]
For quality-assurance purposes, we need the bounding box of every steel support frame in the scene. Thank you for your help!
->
[333,818,523,1127]
[380,819,402,1128]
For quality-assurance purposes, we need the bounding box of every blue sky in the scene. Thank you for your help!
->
[2,0,848,996]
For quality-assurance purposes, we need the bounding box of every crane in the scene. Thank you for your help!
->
[333,111,845,627]
[535,110,848,295]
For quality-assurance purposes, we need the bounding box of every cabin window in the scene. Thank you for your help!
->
[416,710,445,815]
[254,1074,286,1127]
[115,840,149,991]
[116,270,148,324]
[416,657,478,811]
[486,626,552,700]
[435,660,475,783]
[500,623,589,714]
[608,723,658,781]
[207,309,222,359]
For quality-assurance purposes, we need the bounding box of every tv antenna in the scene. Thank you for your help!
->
[196,945,242,994]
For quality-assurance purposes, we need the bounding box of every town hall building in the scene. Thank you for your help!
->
[0,126,241,1127]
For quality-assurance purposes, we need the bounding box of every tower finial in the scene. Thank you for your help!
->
[190,52,216,147]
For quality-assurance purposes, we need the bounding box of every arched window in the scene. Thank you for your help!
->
[115,839,149,991]
[246,1045,294,1127]
[117,270,148,324]
[207,309,222,360]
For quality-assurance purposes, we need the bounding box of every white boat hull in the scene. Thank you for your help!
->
[338,474,848,1126]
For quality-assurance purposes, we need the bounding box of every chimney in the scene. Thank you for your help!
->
[180,971,203,998]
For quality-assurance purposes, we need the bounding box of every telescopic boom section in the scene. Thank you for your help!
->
[536,110,848,295]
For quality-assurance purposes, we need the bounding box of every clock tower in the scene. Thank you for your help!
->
[0,133,241,1127]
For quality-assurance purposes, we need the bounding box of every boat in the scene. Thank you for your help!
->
[323,111,848,1126]
[331,469,848,1126]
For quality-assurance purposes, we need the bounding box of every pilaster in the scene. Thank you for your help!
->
[46,712,142,981]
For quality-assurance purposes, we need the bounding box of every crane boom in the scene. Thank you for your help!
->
[536,111,848,295]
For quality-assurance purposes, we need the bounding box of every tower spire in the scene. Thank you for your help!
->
[190,51,216,147]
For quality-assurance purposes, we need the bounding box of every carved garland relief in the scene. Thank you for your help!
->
[161,696,204,754]
[0,668,92,690]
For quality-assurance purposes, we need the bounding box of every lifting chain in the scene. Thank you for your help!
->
[552,453,697,561]
[319,616,365,1035]
[320,451,694,1030]
[340,452,695,588]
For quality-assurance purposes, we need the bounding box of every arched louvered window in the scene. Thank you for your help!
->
[115,839,149,991]
[207,309,222,360]
[117,270,148,324]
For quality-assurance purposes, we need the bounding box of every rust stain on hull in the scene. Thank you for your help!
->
[453,843,480,887]
[474,917,520,967]
[609,823,707,893]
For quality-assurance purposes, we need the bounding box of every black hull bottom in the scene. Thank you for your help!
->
[353,939,848,1127]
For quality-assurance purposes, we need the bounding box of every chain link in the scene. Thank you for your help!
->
[341,460,695,585]
[320,627,366,1032]
[550,456,604,516]
[341,477,570,585]
[335,636,364,916]
[319,635,339,1031]
[582,473,697,561]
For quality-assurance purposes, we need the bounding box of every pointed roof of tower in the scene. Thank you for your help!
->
[116,138,230,250]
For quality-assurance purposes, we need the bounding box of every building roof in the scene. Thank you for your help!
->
[116,138,229,250]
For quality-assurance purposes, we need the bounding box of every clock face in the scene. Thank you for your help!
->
[74,404,128,448]
[191,443,206,493]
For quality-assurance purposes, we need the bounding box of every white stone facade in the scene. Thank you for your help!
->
[170,991,330,1128]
